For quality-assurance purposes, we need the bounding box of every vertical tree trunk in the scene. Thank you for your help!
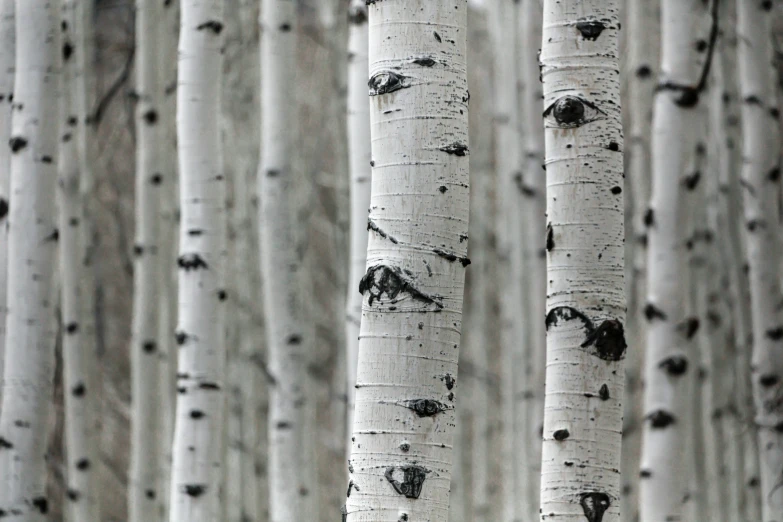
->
[345,0,371,454]
[59,1,99,520]
[129,0,163,519]
[736,1,783,518]
[539,2,626,522]
[259,1,316,521]
[344,1,470,521]
[0,1,60,519]
[0,0,14,388]
[639,2,713,520]
[168,1,226,520]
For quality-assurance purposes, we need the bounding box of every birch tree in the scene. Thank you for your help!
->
[168,1,226,520]
[58,1,99,519]
[344,1,470,521]
[0,0,60,518]
[737,0,783,517]
[345,0,371,450]
[639,1,714,520]
[129,0,164,519]
[539,2,626,522]
[0,0,13,382]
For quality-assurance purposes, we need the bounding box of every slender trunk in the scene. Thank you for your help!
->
[0,0,13,389]
[639,2,713,520]
[129,0,164,519]
[345,0,371,455]
[539,2,626,522]
[518,2,545,519]
[59,1,99,520]
[344,2,470,520]
[737,1,783,518]
[0,1,60,518]
[168,1,226,520]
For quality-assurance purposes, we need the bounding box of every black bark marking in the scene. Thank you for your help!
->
[45,229,59,242]
[278,23,291,32]
[575,20,606,40]
[367,218,399,244]
[643,208,654,227]
[659,356,689,376]
[404,399,447,417]
[607,141,619,151]
[347,480,355,498]
[145,490,156,499]
[369,71,409,96]
[580,320,627,361]
[178,253,209,271]
[433,248,471,267]
[433,31,442,43]
[196,21,223,34]
[412,57,437,67]
[359,265,443,309]
[610,186,622,195]
[683,171,701,190]
[768,168,780,182]
[31,497,48,514]
[133,245,144,256]
[150,173,163,185]
[183,484,206,497]
[765,327,783,340]
[190,410,205,419]
[66,489,80,501]
[762,0,773,11]
[0,198,7,220]
[643,303,667,321]
[276,421,292,430]
[72,382,86,397]
[546,223,554,251]
[399,441,410,452]
[646,410,676,429]
[0,437,13,449]
[759,374,779,387]
[543,96,606,128]
[637,65,652,78]
[444,374,455,390]
[66,322,79,334]
[287,334,302,345]
[546,306,593,332]
[175,331,189,345]
[41,155,52,164]
[599,384,610,401]
[553,429,570,441]
[439,142,469,156]
[678,317,700,339]
[349,6,367,25]
[198,382,221,391]
[142,340,157,354]
[385,465,428,499]
[640,469,652,478]
[580,492,610,522]
[217,289,227,301]
[76,458,90,470]
[63,42,74,61]
[143,110,158,125]
[9,136,27,153]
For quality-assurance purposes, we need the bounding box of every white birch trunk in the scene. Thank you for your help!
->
[0,0,14,388]
[344,2,470,521]
[639,2,713,520]
[539,2,626,522]
[0,1,60,519]
[129,0,164,519]
[345,0,371,454]
[736,1,783,518]
[59,1,99,519]
[259,1,316,520]
[168,1,226,520]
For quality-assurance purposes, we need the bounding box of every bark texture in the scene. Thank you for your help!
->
[0,0,13,385]
[539,1,626,521]
[345,2,470,521]
[168,0,226,519]
[0,1,60,519]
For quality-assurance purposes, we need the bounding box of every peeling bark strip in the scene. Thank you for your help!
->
[359,265,444,309]
[384,466,429,499]
[545,307,626,361]
[404,399,448,417]
[368,71,409,96]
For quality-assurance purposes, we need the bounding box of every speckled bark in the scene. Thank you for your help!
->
[0,0,13,391]
[539,2,626,522]
[344,2,470,521]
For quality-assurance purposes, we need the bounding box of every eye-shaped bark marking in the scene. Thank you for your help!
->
[359,265,443,309]
[580,492,611,522]
[580,320,627,361]
[659,356,689,376]
[385,465,429,499]
[369,71,409,96]
[404,399,448,417]
[575,20,606,41]
[412,56,437,67]
[646,410,676,429]
[543,96,606,129]
[439,142,469,156]
[553,429,570,441]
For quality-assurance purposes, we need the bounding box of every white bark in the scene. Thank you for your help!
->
[0,1,60,519]
[639,2,713,520]
[168,1,226,520]
[737,1,783,518]
[344,2,470,521]
[539,2,625,522]
[130,0,164,519]
[345,0,371,454]
[59,1,99,520]
[0,0,14,387]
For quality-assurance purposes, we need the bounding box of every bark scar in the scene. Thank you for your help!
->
[545,307,626,361]
[359,265,443,309]
[385,465,429,499]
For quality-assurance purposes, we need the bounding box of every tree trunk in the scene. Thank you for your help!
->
[129,0,164,519]
[639,1,713,520]
[345,0,371,456]
[539,2,626,522]
[0,1,60,519]
[736,1,783,518]
[0,0,13,391]
[344,2,470,521]
[168,1,226,520]
[59,1,99,520]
